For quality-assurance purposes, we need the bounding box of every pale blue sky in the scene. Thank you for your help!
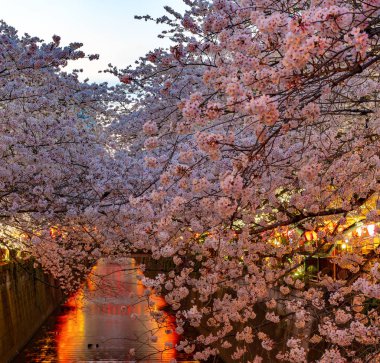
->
[0,0,187,84]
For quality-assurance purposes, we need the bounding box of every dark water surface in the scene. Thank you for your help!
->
[13,259,196,363]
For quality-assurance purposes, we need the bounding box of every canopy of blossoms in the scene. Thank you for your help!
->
[1,0,380,361]
[113,0,380,361]
[0,21,133,290]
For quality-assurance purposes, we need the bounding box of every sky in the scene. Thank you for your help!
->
[0,0,187,84]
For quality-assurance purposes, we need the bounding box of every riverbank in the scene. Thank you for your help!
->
[0,261,63,363]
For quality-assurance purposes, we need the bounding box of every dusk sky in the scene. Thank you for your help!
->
[0,0,187,84]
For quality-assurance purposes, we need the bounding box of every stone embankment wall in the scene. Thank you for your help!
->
[0,261,63,362]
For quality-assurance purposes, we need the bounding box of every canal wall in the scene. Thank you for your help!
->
[0,261,63,363]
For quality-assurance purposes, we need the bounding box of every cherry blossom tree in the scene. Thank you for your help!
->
[2,0,379,360]
[113,0,380,361]
[0,21,135,290]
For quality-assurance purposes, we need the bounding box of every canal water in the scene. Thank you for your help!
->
[13,258,195,363]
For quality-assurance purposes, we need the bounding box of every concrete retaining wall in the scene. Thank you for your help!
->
[0,261,63,362]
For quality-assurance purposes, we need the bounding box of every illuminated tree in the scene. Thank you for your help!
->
[114,0,380,361]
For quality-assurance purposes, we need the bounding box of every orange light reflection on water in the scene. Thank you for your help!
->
[56,275,87,362]
[53,260,182,362]
[136,268,179,362]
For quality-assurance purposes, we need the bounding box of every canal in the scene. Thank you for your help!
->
[13,258,195,362]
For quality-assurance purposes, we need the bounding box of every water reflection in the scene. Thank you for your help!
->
[14,259,195,362]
